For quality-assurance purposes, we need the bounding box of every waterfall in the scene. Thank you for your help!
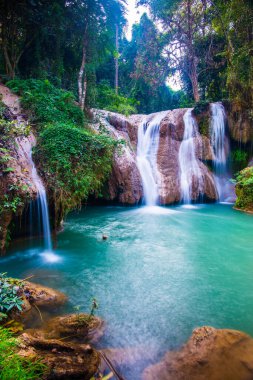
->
[137,112,166,206]
[210,102,235,202]
[29,152,52,252]
[179,109,204,204]
[210,103,227,173]
[16,134,58,261]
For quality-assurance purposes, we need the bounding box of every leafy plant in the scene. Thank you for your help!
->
[5,79,118,224]
[0,327,47,380]
[33,122,117,219]
[89,298,99,319]
[235,166,253,210]
[7,79,84,127]
[231,149,248,165]
[96,81,137,116]
[0,273,24,314]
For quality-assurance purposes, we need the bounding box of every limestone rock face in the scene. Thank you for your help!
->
[143,326,253,380]
[92,110,143,204]
[0,85,38,253]
[226,102,253,144]
[156,109,217,204]
[94,108,218,205]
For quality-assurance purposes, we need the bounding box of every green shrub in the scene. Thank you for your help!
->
[6,79,84,127]
[96,81,137,116]
[0,273,24,316]
[230,149,248,166]
[5,79,118,222]
[193,101,210,115]
[235,166,253,210]
[0,327,46,380]
[0,118,31,219]
[34,122,117,218]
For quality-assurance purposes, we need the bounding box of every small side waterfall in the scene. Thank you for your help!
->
[30,153,52,252]
[179,109,204,204]
[210,103,235,202]
[210,103,227,173]
[137,112,166,206]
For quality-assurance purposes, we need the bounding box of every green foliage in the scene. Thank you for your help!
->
[89,298,99,318]
[0,100,7,117]
[235,166,253,210]
[231,149,248,165]
[193,101,210,116]
[0,273,24,314]
[0,327,46,380]
[7,79,84,127]
[96,81,137,115]
[0,116,31,221]
[34,122,116,216]
[3,79,118,223]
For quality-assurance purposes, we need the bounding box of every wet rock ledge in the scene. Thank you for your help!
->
[3,280,104,380]
[143,326,253,380]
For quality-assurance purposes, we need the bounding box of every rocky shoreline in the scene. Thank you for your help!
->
[2,279,253,380]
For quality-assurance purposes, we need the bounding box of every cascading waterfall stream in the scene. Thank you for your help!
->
[29,152,53,252]
[137,112,166,206]
[210,103,227,174]
[210,103,235,202]
[179,109,204,204]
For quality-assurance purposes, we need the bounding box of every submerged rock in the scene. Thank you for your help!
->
[43,314,105,344]
[9,281,67,325]
[23,281,67,309]
[143,326,253,380]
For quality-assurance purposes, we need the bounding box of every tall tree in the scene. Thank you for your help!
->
[140,0,212,102]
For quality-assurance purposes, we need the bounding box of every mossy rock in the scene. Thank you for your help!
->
[193,101,210,116]
[235,166,253,211]
[193,102,211,137]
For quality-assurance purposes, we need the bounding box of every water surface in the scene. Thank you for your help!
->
[2,204,253,378]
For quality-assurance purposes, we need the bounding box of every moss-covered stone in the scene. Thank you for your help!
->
[193,102,211,137]
[235,166,253,211]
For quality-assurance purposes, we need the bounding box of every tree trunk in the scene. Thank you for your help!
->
[186,0,200,102]
[115,24,119,95]
[3,45,15,78]
[190,67,200,102]
[78,43,87,111]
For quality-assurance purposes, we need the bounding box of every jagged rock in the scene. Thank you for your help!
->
[94,108,218,205]
[143,326,253,380]
[92,110,143,204]
[8,281,68,325]
[23,281,67,309]
[225,102,253,144]
[157,110,217,203]
[157,125,181,204]
[17,313,104,379]
[43,314,105,344]
[0,84,38,253]
[19,331,100,380]
[108,112,139,147]
[194,136,214,161]
[159,109,187,142]
[0,211,12,252]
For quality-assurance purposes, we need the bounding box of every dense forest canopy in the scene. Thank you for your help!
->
[0,0,252,113]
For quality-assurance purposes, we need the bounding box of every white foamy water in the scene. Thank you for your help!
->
[137,112,166,206]
[179,109,204,204]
